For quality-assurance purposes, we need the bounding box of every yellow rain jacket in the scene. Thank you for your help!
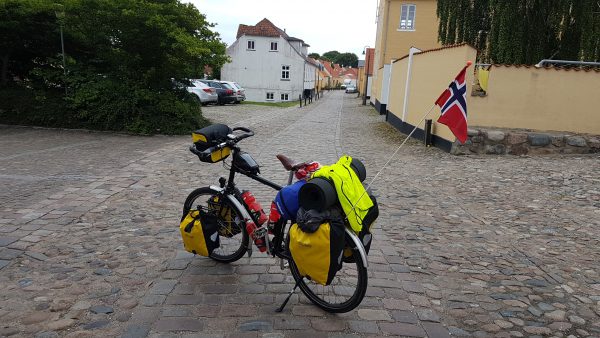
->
[313,156,373,233]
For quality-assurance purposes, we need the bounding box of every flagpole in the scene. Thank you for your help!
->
[345,103,437,221]
[345,61,473,222]
[364,103,436,191]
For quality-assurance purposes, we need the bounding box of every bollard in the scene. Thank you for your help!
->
[424,119,433,147]
[299,94,302,107]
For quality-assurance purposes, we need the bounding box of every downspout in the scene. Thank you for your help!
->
[401,47,422,122]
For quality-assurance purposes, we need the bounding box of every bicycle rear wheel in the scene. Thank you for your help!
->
[289,236,368,313]
[183,187,248,263]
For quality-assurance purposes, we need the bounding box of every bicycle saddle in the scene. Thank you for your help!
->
[276,154,307,171]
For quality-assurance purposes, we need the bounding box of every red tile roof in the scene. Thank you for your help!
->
[236,18,288,39]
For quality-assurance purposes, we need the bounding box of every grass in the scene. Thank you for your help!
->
[241,100,299,108]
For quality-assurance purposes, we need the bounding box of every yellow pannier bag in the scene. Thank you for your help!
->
[179,209,220,256]
[289,222,345,286]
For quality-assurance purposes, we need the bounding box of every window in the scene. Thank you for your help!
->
[280,93,289,101]
[247,40,255,50]
[270,42,278,51]
[281,65,290,80]
[266,92,274,101]
[399,4,416,31]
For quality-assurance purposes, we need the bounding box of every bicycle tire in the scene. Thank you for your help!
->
[288,235,368,313]
[183,187,248,263]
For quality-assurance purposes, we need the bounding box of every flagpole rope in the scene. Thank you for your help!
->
[345,103,438,221]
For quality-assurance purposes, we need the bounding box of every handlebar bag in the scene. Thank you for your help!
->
[289,209,345,286]
[274,180,306,222]
[179,209,220,256]
[192,124,232,163]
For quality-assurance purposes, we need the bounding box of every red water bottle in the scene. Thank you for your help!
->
[246,221,267,252]
[241,191,268,225]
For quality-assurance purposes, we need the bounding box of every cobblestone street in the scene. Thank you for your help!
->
[1,91,599,337]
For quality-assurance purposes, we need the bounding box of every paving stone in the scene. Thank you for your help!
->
[154,318,203,332]
[0,259,10,269]
[310,318,346,332]
[347,320,379,334]
[149,280,178,295]
[357,308,391,321]
[422,322,450,338]
[82,320,110,330]
[89,305,114,314]
[391,310,419,324]
[416,308,440,322]
[0,236,19,247]
[122,324,151,338]
[238,320,273,332]
[379,322,426,337]
[141,295,166,306]
[0,248,22,260]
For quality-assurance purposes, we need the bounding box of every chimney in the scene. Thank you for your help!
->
[284,28,286,33]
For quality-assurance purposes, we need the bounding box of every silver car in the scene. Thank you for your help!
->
[221,80,246,103]
[187,80,218,105]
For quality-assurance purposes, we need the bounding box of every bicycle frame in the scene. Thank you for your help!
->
[216,145,368,267]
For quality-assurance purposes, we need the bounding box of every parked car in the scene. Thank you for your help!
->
[199,80,236,105]
[186,80,218,105]
[345,85,358,94]
[220,81,246,103]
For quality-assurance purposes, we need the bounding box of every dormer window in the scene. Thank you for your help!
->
[247,40,255,50]
[270,42,278,51]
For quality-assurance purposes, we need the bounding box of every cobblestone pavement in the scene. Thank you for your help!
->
[0,91,598,338]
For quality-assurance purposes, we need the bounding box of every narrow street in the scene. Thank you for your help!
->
[0,91,598,337]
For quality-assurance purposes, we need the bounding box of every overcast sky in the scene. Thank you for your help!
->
[188,0,378,59]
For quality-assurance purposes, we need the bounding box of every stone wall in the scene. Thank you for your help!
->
[451,128,600,155]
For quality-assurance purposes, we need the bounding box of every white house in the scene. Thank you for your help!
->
[221,18,318,103]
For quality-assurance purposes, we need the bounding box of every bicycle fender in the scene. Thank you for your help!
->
[344,228,368,268]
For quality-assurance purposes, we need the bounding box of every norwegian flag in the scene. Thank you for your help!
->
[435,64,471,144]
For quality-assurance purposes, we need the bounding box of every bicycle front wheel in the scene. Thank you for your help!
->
[183,187,248,263]
[289,238,368,313]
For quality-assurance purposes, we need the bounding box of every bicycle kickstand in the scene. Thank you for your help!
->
[275,279,301,313]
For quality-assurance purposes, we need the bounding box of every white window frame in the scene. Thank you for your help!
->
[280,93,289,101]
[266,92,274,101]
[281,65,290,80]
[399,4,416,31]
[270,41,278,51]
[247,40,255,50]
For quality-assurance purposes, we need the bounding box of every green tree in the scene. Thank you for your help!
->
[436,0,599,64]
[336,52,359,68]
[323,50,341,62]
[0,0,58,87]
[308,52,320,59]
[0,0,228,134]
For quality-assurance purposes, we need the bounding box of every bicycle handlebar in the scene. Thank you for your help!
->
[189,126,254,156]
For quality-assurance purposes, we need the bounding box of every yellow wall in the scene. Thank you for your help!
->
[371,67,384,105]
[470,67,600,134]
[372,0,441,106]
[388,45,477,142]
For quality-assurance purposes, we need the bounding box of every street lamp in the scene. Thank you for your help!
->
[55,5,67,94]
[362,46,370,106]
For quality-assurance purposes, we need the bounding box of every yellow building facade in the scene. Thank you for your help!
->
[371,0,441,113]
